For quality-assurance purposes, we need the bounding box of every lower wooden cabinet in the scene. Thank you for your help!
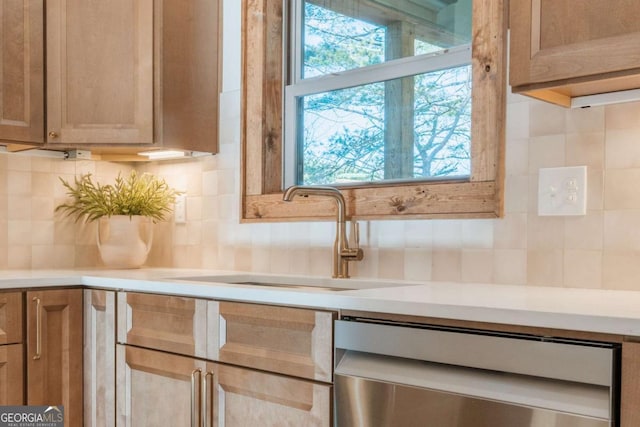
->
[85,290,116,427]
[212,363,331,426]
[27,289,83,427]
[116,344,207,427]
[0,343,23,405]
[116,345,332,427]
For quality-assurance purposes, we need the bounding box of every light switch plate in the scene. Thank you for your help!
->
[174,194,187,223]
[538,166,587,216]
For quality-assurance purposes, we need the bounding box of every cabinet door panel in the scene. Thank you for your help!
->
[510,0,640,87]
[46,0,153,143]
[85,290,116,427]
[27,289,83,426]
[213,363,331,427]
[117,292,207,358]
[0,343,23,405]
[0,291,22,345]
[211,301,335,382]
[116,345,206,427]
[0,0,44,142]
[622,341,640,427]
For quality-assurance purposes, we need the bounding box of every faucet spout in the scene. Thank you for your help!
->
[283,185,363,278]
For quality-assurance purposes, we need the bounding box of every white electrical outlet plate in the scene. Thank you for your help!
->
[174,194,187,224]
[538,166,587,216]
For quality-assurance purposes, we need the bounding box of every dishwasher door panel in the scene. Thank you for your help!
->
[335,374,610,427]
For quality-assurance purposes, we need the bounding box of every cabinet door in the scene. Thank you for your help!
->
[0,291,22,345]
[27,289,83,426]
[0,0,44,143]
[210,301,335,382]
[161,0,221,153]
[510,0,640,88]
[45,0,153,144]
[84,290,116,427]
[117,292,207,358]
[622,341,640,427]
[212,363,331,427]
[0,343,23,405]
[116,345,206,427]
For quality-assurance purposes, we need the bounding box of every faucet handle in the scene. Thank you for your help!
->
[353,220,360,249]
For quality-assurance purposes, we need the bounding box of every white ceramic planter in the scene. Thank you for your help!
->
[97,215,153,269]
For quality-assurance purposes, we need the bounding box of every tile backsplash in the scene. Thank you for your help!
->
[3,94,640,291]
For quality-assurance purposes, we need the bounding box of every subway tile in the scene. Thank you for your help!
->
[564,211,603,250]
[603,210,640,250]
[376,248,405,279]
[605,101,640,130]
[605,129,640,169]
[493,249,527,285]
[565,105,605,133]
[527,215,564,249]
[404,248,432,281]
[528,134,566,173]
[431,249,461,282]
[604,169,640,210]
[461,249,494,283]
[565,132,604,168]
[563,249,602,289]
[529,101,566,137]
[602,250,640,290]
[527,249,563,287]
[493,213,527,249]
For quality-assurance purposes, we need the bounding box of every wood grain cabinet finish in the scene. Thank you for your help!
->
[27,289,83,427]
[0,291,22,345]
[211,362,331,427]
[0,0,44,143]
[211,301,335,382]
[510,0,640,106]
[0,291,24,406]
[0,343,23,405]
[116,344,207,427]
[117,292,207,358]
[85,290,116,427]
[621,340,640,427]
[46,0,153,144]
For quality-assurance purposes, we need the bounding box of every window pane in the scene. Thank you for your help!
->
[302,0,472,78]
[298,65,472,185]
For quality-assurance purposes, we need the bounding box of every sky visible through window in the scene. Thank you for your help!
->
[298,2,472,185]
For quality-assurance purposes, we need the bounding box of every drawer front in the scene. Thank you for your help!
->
[212,362,332,427]
[210,301,335,382]
[117,292,207,358]
[0,292,22,345]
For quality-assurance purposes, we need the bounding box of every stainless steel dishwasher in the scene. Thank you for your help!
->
[334,317,620,427]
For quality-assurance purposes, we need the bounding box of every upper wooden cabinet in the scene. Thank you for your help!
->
[46,0,154,145]
[0,1,44,143]
[510,0,640,107]
[0,0,220,154]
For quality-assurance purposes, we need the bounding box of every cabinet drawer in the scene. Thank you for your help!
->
[211,301,335,382]
[213,363,332,427]
[0,292,22,345]
[117,292,207,358]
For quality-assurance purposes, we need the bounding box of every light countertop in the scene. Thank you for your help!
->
[1,268,640,337]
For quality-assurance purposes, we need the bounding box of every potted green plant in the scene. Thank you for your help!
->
[56,170,182,268]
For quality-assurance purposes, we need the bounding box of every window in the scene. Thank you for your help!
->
[241,0,507,221]
[285,0,473,187]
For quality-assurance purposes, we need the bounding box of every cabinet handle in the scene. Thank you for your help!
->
[32,297,42,360]
[202,371,214,427]
[48,131,58,139]
[191,368,202,427]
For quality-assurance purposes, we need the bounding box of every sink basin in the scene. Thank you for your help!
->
[170,273,404,292]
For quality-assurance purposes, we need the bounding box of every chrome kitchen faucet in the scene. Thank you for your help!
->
[283,185,364,278]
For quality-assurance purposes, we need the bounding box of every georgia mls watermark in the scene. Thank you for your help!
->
[0,406,64,427]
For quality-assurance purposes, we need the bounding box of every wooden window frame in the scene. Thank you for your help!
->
[241,0,507,222]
